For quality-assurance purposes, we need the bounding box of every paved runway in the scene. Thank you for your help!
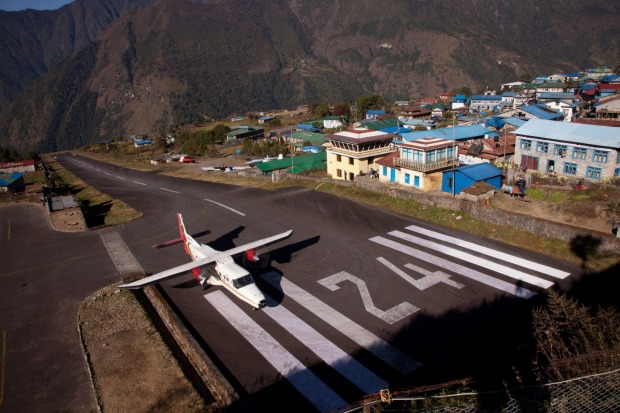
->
[1,153,584,412]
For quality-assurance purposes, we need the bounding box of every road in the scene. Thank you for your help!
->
[0,153,582,412]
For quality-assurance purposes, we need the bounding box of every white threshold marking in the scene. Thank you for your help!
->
[204,198,245,216]
[132,181,147,186]
[160,187,180,194]
[388,230,554,289]
[262,294,388,394]
[204,291,346,413]
[370,236,537,299]
[405,224,570,279]
[264,272,421,374]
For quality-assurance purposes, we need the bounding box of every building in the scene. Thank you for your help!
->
[323,116,344,129]
[0,172,25,193]
[378,137,459,191]
[225,126,264,142]
[513,119,620,180]
[365,109,386,120]
[326,128,394,181]
[0,160,36,173]
[441,163,503,195]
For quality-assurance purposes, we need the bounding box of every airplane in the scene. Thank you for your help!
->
[119,213,293,310]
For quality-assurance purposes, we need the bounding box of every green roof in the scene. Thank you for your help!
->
[364,118,399,130]
[292,131,327,146]
[255,152,326,174]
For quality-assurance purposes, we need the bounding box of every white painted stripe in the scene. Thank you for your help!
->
[104,172,111,175]
[263,272,421,374]
[389,230,554,289]
[99,230,144,275]
[370,236,537,299]
[204,198,245,216]
[160,187,180,194]
[405,224,570,279]
[204,291,346,412]
[116,176,126,180]
[262,295,388,394]
[132,181,147,186]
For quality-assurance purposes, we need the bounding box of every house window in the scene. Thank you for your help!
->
[426,150,437,163]
[414,175,420,187]
[536,142,549,153]
[553,144,567,157]
[447,146,455,158]
[349,157,354,165]
[615,168,620,177]
[412,149,423,162]
[382,166,387,176]
[404,173,410,184]
[592,150,609,164]
[563,162,577,175]
[586,166,602,180]
[336,155,341,162]
[401,147,412,160]
[617,152,620,164]
[572,147,587,160]
[336,169,342,178]
[520,139,532,150]
[437,148,446,160]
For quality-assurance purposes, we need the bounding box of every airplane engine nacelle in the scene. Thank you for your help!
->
[242,248,270,270]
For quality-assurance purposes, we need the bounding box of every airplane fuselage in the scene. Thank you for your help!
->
[187,241,267,309]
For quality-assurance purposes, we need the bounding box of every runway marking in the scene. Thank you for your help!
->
[132,181,147,186]
[388,230,554,289]
[318,271,419,324]
[1,330,6,407]
[204,198,245,216]
[262,294,388,394]
[99,230,144,275]
[370,236,537,299]
[115,176,126,180]
[205,291,346,413]
[264,272,421,374]
[377,257,465,290]
[159,187,180,194]
[404,224,570,279]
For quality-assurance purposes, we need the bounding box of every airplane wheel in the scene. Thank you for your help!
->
[201,283,208,291]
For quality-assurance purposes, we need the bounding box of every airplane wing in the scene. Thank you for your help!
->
[119,229,293,289]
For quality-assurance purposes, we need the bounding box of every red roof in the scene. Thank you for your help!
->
[376,151,399,167]
[0,160,35,168]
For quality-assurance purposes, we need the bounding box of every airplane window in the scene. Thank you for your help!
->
[233,275,255,289]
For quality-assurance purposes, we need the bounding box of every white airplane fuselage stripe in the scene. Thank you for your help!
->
[404,224,570,279]
[262,295,388,394]
[389,230,554,289]
[370,236,537,299]
[204,291,346,413]
[263,273,421,374]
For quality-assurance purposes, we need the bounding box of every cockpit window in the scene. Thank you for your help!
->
[233,274,255,289]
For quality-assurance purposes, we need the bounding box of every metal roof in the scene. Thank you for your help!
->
[0,172,24,186]
[399,124,491,142]
[456,163,503,181]
[514,119,620,148]
[255,152,327,173]
[518,104,564,120]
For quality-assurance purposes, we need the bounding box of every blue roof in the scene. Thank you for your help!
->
[366,109,386,115]
[538,92,575,100]
[456,163,503,181]
[514,119,620,148]
[602,74,619,82]
[499,117,528,128]
[519,104,563,120]
[0,172,25,186]
[399,124,491,142]
[485,117,506,128]
[470,95,502,101]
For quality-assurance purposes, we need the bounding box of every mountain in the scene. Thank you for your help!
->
[0,0,618,153]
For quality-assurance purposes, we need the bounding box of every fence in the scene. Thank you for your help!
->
[338,369,620,413]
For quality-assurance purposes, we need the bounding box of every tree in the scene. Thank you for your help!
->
[212,124,231,143]
[356,94,385,119]
[332,103,350,117]
[459,87,472,97]
[268,118,282,127]
[520,73,533,83]
[313,103,331,118]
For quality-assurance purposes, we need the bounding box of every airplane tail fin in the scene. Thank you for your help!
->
[177,213,197,256]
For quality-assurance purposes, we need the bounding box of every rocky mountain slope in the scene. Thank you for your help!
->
[0,0,618,153]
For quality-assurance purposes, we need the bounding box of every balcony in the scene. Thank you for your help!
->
[394,157,459,172]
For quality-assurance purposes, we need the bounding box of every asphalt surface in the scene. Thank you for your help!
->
[0,153,589,412]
